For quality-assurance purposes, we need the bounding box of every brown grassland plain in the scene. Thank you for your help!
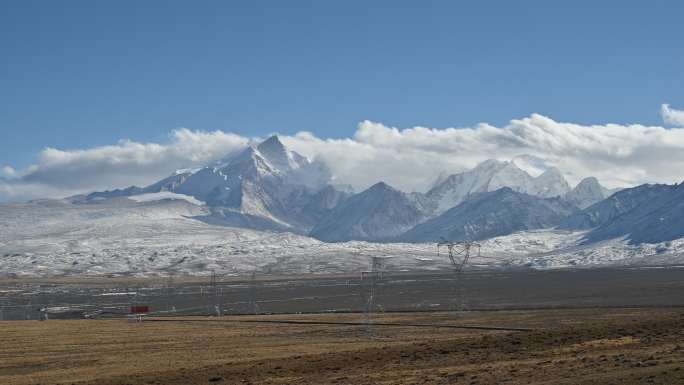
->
[1,308,684,384]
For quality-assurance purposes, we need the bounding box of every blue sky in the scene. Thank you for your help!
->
[1,0,683,171]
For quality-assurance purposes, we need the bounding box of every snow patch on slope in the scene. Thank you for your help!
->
[128,192,205,206]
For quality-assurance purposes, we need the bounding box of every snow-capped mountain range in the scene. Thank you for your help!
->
[76,135,614,242]
[3,135,684,276]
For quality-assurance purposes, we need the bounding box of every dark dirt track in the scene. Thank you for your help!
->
[2,266,684,320]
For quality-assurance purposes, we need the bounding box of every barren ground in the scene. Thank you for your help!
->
[2,308,684,384]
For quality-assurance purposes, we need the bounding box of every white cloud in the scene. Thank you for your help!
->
[1,129,248,201]
[283,115,684,192]
[661,104,684,126]
[0,180,83,203]
[1,166,17,178]
[3,109,684,202]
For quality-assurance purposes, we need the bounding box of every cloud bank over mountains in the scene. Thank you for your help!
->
[2,105,684,202]
[662,104,684,127]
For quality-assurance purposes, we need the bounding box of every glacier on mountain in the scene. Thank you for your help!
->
[423,159,573,215]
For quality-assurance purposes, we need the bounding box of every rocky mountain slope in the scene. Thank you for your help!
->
[559,183,674,231]
[568,183,684,244]
[310,182,426,242]
[400,188,579,242]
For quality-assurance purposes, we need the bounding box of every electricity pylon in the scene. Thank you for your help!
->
[437,238,481,273]
[361,256,385,334]
[437,238,481,313]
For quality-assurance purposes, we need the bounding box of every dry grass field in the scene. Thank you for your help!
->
[2,308,684,384]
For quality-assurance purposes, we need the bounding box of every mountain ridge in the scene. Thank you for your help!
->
[400,187,579,243]
[423,159,574,215]
[309,181,426,242]
[74,139,626,244]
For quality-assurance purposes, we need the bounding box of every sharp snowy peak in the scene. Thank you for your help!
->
[82,135,341,232]
[310,182,426,242]
[174,138,331,228]
[256,135,309,173]
[400,187,579,243]
[424,159,571,215]
[149,145,288,227]
[563,177,612,209]
[425,160,525,214]
[527,167,571,198]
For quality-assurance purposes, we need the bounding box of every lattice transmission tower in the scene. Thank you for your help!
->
[437,238,481,313]
[361,256,387,334]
